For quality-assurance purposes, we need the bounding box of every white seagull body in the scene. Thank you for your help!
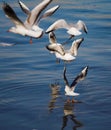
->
[63,66,88,96]
[55,53,76,61]
[46,19,88,37]
[46,32,84,62]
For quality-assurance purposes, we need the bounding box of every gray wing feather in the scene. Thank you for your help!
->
[38,5,60,22]
[70,66,88,90]
[18,0,30,15]
[49,32,57,44]
[26,0,52,26]
[46,44,65,55]
[70,38,84,56]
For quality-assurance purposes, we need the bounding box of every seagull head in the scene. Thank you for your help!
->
[7,27,16,33]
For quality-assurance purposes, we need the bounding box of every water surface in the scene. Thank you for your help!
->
[0,0,111,130]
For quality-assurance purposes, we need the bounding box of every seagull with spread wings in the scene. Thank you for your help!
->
[46,19,88,41]
[63,66,88,103]
[46,32,84,62]
[2,0,59,43]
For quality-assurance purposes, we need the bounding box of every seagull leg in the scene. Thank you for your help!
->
[29,37,33,44]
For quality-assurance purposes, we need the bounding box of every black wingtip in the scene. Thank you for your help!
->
[49,31,55,38]
[86,66,89,70]
[46,44,51,51]
[81,37,84,42]
[82,38,84,41]
[84,28,88,34]
[57,5,60,10]
[18,0,22,6]
[45,30,52,34]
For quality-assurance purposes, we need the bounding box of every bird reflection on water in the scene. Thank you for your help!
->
[48,82,83,130]
[48,82,61,111]
[61,101,83,130]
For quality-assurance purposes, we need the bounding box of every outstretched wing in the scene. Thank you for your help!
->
[2,2,24,27]
[49,32,57,44]
[46,19,69,33]
[76,20,88,34]
[46,43,65,56]
[18,0,30,15]
[63,67,69,86]
[38,5,60,22]
[70,66,88,91]
[70,38,84,56]
[26,0,52,26]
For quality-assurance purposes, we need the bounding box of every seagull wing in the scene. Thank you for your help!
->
[18,0,30,15]
[46,19,69,33]
[46,44,65,56]
[70,66,88,91]
[70,38,84,56]
[2,2,24,27]
[63,67,69,87]
[26,0,52,26]
[76,20,88,33]
[38,5,60,22]
[49,32,57,44]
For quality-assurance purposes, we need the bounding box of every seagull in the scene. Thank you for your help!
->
[0,42,16,47]
[2,0,59,43]
[63,66,88,103]
[46,19,88,41]
[46,32,84,62]
[18,0,60,31]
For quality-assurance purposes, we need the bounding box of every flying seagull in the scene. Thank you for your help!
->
[63,66,88,103]
[46,32,84,62]
[2,0,59,43]
[46,19,88,41]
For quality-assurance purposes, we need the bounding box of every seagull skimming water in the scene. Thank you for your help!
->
[63,66,88,103]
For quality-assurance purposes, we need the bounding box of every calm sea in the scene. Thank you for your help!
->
[0,0,111,130]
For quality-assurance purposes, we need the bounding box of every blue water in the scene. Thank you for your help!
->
[0,0,111,130]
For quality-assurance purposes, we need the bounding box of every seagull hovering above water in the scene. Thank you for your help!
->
[2,0,59,43]
[63,66,88,103]
[46,19,88,42]
[46,32,84,63]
